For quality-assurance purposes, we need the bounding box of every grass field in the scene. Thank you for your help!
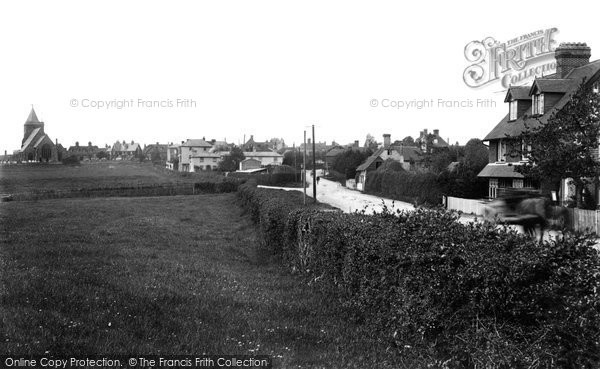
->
[0,161,221,195]
[0,194,401,368]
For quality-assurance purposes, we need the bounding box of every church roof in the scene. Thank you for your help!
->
[25,107,41,124]
[21,128,41,150]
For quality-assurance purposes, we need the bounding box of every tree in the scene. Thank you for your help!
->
[218,145,245,172]
[282,150,303,169]
[461,138,488,173]
[332,148,373,179]
[402,136,415,145]
[364,134,379,150]
[517,79,600,208]
[268,138,285,150]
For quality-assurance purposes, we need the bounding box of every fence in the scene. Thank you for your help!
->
[570,208,600,234]
[446,196,487,216]
[447,195,600,234]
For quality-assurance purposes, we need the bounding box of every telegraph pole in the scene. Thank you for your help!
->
[303,130,307,205]
[312,124,316,203]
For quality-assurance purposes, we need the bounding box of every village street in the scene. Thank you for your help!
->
[259,172,600,249]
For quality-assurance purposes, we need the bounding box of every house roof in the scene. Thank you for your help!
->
[391,145,423,161]
[484,59,600,141]
[504,86,531,102]
[243,151,283,157]
[325,147,347,157]
[182,139,212,147]
[357,148,384,171]
[477,163,525,178]
[530,79,574,94]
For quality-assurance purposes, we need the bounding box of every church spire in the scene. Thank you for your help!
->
[26,106,40,124]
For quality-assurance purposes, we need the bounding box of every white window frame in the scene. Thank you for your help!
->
[533,94,544,115]
[593,82,599,94]
[509,100,517,120]
[497,140,507,162]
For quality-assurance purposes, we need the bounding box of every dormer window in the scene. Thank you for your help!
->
[532,94,544,115]
[509,100,518,120]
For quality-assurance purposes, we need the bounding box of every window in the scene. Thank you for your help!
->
[199,157,204,162]
[593,82,600,94]
[509,100,518,120]
[497,141,507,162]
[520,141,531,161]
[532,94,544,115]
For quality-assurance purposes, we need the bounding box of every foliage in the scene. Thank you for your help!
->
[282,150,303,169]
[364,134,379,150]
[61,155,80,165]
[218,145,245,172]
[332,148,373,179]
[96,151,109,160]
[237,183,600,367]
[401,136,415,145]
[518,79,600,207]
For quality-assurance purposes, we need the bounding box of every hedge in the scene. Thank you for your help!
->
[228,172,300,187]
[237,181,600,367]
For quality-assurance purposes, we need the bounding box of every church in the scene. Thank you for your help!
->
[14,107,62,163]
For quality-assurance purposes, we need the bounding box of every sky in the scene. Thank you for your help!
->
[1,0,598,154]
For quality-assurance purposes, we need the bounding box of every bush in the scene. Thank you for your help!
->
[229,172,299,186]
[237,183,600,367]
[61,155,80,165]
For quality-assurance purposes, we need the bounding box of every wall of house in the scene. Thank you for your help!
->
[488,141,498,162]
[517,100,531,117]
[190,156,218,171]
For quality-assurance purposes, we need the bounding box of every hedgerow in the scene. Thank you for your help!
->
[237,181,600,367]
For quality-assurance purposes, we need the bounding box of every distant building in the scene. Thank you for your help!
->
[414,129,449,153]
[355,134,423,191]
[243,151,283,166]
[13,107,61,162]
[68,141,99,161]
[239,158,262,171]
[111,140,142,160]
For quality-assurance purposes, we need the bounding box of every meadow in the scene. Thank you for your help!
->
[0,163,402,368]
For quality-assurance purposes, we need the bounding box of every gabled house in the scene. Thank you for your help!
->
[175,139,214,172]
[415,129,449,153]
[68,141,100,161]
[242,150,283,166]
[143,143,169,162]
[111,140,142,160]
[478,42,600,201]
[355,134,423,191]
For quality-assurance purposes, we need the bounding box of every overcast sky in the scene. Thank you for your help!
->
[1,0,598,153]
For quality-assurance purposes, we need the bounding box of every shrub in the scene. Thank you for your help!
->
[237,184,600,367]
[61,155,80,165]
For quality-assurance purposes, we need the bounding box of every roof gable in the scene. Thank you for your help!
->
[504,86,531,102]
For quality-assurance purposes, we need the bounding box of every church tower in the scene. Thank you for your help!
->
[23,107,44,146]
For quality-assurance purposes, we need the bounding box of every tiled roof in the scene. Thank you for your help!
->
[243,151,283,157]
[182,139,212,147]
[477,163,525,178]
[357,148,384,171]
[484,59,600,141]
[33,135,46,148]
[530,79,574,94]
[504,86,531,102]
[21,128,40,150]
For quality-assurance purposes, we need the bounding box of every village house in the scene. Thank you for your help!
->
[242,150,283,167]
[355,134,423,191]
[415,129,449,153]
[68,141,100,161]
[478,42,600,202]
[111,140,142,160]
[13,107,62,163]
[166,138,218,172]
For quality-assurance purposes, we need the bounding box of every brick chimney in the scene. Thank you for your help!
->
[556,43,591,78]
[433,129,439,136]
[383,134,391,147]
[354,140,359,147]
